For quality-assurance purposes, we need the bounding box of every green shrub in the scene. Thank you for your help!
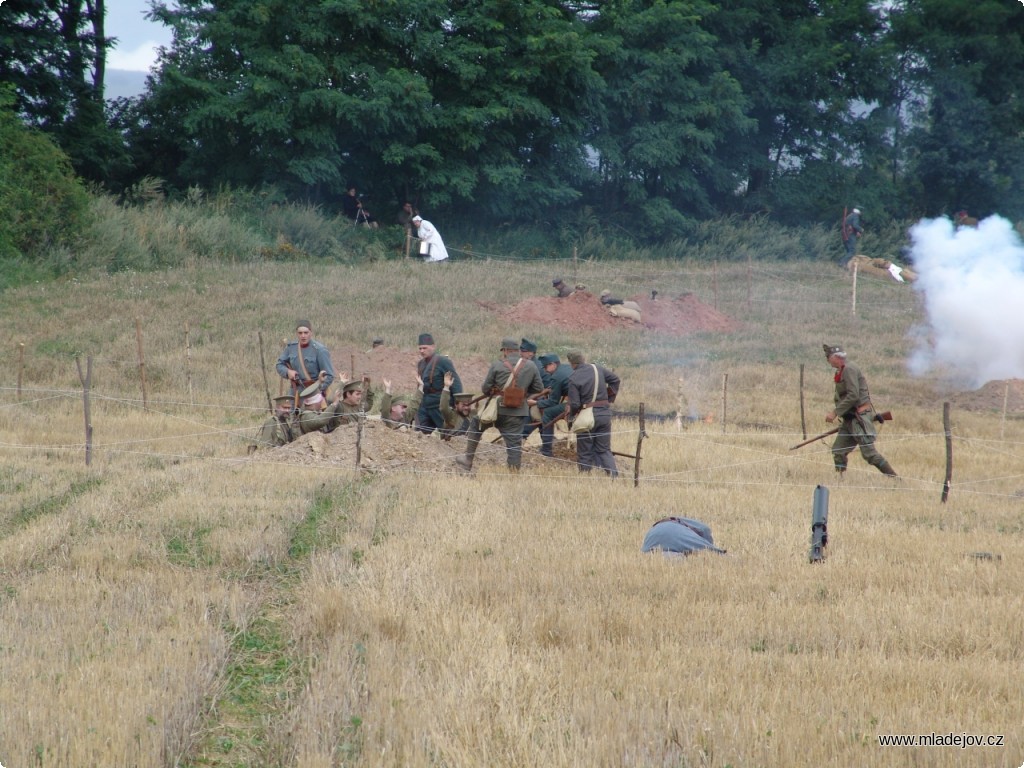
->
[0,89,91,262]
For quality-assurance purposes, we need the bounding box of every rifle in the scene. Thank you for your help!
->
[841,206,849,242]
[790,411,892,450]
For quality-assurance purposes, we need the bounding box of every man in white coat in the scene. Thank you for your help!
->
[413,215,449,262]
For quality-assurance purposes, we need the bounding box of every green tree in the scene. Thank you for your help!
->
[704,0,888,222]
[890,0,1024,217]
[0,0,127,182]
[136,0,598,221]
[582,0,752,237]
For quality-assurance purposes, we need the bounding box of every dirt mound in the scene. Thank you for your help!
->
[252,418,577,473]
[950,378,1024,412]
[493,290,740,334]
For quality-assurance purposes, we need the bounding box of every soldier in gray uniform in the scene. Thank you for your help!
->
[566,349,620,477]
[533,353,571,457]
[276,319,336,405]
[824,343,898,477]
[456,337,543,472]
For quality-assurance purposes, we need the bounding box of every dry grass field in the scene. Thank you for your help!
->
[1,256,1021,767]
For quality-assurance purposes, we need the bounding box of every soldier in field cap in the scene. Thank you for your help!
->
[276,319,336,403]
[823,343,897,478]
[416,332,462,435]
[456,337,543,472]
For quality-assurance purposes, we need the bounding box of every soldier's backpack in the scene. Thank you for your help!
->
[500,359,526,408]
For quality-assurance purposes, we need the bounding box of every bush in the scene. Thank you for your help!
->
[0,89,91,261]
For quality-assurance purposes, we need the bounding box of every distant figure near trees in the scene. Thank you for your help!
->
[413,215,449,262]
[840,207,863,267]
[954,210,978,229]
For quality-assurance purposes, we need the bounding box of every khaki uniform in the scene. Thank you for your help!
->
[831,360,895,475]
[253,402,344,449]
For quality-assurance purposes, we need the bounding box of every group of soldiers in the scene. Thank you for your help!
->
[255,322,892,481]
[252,321,622,476]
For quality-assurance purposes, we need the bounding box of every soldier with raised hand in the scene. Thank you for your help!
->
[824,343,898,478]
[276,319,336,406]
[379,377,418,429]
[440,371,477,437]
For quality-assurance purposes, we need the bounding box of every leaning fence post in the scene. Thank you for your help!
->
[633,403,647,488]
[799,363,807,440]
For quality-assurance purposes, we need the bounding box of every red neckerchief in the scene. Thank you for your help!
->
[834,365,844,383]
[300,342,310,349]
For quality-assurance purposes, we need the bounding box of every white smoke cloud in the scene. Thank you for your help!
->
[908,216,1024,387]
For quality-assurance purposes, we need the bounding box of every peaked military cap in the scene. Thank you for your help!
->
[823,344,845,357]
[520,338,537,353]
[299,381,321,398]
[418,332,434,345]
[342,380,364,394]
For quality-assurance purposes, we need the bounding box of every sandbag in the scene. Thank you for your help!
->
[609,305,642,322]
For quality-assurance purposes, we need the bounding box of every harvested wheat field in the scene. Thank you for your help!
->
[0,257,1021,768]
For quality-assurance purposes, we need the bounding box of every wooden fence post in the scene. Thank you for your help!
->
[633,403,647,488]
[721,373,728,434]
[258,331,272,414]
[17,342,24,401]
[135,317,148,409]
[675,376,685,431]
[186,322,194,405]
[76,356,93,467]
[942,402,952,503]
[799,363,807,440]
[851,261,859,316]
[1001,382,1009,439]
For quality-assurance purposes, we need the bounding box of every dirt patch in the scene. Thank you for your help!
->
[251,418,578,473]
[492,290,740,334]
[949,379,1024,413]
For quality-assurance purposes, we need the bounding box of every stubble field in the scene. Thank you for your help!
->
[0,255,1021,767]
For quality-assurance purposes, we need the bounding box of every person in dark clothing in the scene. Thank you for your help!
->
[566,349,620,477]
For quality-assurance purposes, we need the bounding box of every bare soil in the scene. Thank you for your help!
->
[254,418,578,473]
[949,378,1024,413]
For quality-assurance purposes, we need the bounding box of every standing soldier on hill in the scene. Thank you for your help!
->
[824,344,898,478]
[416,332,462,435]
[276,320,336,407]
[840,207,863,267]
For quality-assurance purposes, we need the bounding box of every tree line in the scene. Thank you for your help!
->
[2,0,1022,242]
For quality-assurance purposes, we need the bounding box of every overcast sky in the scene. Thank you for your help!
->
[105,0,172,72]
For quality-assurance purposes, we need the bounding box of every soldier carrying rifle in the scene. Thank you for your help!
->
[823,344,898,478]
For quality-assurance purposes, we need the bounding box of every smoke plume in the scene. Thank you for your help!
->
[908,216,1024,387]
